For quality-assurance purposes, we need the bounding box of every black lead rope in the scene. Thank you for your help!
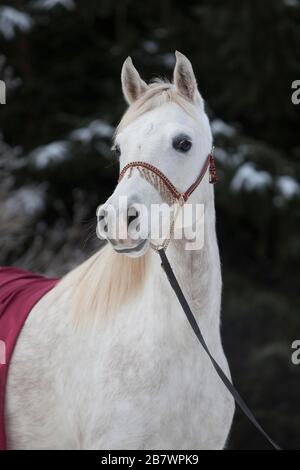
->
[158,248,282,451]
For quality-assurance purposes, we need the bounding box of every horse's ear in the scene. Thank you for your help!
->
[121,57,149,105]
[173,51,197,102]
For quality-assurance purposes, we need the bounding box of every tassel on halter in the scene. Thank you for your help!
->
[209,151,218,185]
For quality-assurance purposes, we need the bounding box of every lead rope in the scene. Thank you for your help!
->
[156,246,282,450]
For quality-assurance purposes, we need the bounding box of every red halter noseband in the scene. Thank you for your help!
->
[118,151,218,205]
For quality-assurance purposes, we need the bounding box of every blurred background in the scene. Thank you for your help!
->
[0,0,300,450]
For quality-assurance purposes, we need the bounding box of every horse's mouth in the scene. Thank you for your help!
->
[114,239,148,256]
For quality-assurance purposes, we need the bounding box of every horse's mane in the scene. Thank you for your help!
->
[63,80,198,323]
[62,244,149,325]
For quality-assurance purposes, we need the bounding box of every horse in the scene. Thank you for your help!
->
[4,51,234,450]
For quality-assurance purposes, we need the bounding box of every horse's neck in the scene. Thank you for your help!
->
[148,197,221,324]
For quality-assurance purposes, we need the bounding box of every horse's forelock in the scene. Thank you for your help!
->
[115,80,198,137]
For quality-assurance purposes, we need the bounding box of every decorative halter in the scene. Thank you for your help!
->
[118,148,218,206]
[118,148,218,251]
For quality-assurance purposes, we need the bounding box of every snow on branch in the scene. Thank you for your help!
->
[0,7,34,40]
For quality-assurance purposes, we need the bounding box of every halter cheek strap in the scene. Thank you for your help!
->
[118,150,218,205]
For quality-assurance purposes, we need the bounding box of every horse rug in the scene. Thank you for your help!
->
[0,267,58,450]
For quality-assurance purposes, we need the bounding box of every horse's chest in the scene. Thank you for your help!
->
[94,324,232,450]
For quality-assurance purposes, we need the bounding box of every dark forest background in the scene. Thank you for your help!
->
[0,0,300,450]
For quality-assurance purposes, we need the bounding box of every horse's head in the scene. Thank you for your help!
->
[99,51,213,257]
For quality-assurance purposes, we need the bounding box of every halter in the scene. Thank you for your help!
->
[118,149,218,206]
[118,148,218,251]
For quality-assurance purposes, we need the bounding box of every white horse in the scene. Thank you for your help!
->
[6,52,234,450]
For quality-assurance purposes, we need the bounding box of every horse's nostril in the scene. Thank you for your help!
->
[97,209,109,235]
[127,207,139,227]
[99,215,107,232]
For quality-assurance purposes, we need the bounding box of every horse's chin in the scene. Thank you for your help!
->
[125,239,150,258]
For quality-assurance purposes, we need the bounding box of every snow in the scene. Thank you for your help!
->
[159,53,176,68]
[70,120,114,143]
[214,148,230,165]
[211,119,236,138]
[214,146,244,168]
[28,121,114,170]
[0,7,34,40]
[143,41,159,54]
[4,186,45,217]
[29,141,69,169]
[33,0,76,10]
[276,176,300,199]
[231,163,272,192]
[284,0,299,7]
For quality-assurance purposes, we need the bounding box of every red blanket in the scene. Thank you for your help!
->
[0,268,59,450]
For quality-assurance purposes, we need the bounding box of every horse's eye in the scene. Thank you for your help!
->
[173,135,192,153]
[112,144,121,158]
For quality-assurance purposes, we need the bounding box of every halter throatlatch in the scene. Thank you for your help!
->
[118,148,218,251]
